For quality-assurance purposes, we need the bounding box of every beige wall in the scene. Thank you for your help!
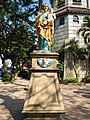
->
[54,0,90,9]
[54,13,90,46]
[53,0,90,80]
[65,0,88,8]
[54,15,69,46]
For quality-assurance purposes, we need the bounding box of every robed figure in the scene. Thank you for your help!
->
[36,3,56,51]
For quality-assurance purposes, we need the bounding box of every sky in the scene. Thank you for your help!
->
[34,0,51,7]
[43,0,51,7]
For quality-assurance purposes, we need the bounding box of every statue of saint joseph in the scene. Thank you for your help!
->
[36,3,56,51]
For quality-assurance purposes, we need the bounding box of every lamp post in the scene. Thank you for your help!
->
[39,0,43,8]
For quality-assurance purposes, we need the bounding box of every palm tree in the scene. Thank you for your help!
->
[65,38,88,80]
[77,16,90,44]
[77,16,90,75]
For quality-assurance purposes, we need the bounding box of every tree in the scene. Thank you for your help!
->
[77,16,90,74]
[0,0,38,72]
[65,38,88,79]
[77,16,90,44]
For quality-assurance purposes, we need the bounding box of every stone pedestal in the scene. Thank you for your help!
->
[22,51,65,120]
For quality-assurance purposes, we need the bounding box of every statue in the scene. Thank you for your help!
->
[23,4,65,119]
[36,3,56,51]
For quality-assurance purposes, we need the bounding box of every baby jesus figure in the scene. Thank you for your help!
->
[48,8,56,23]
[46,8,56,42]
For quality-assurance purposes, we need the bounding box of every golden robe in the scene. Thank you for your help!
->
[36,12,54,47]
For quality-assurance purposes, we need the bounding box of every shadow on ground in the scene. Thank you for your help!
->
[61,85,90,120]
[18,71,30,80]
[0,80,90,120]
[0,94,25,120]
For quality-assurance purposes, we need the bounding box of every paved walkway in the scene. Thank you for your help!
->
[60,84,90,120]
[0,78,90,120]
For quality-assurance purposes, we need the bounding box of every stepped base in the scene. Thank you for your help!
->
[22,51,65,119]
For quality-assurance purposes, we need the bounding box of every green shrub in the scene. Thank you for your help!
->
[3,73,12,82]
[12,68,20,75]
[57,62,64,79]
[59,78,78,84]
[82,74,90,83]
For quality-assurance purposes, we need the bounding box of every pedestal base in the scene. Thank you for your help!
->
[22,51,65,119]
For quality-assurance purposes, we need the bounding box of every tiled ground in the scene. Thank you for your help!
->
[0,78,90,120]
[0,78,28,120]
[60,84,90,120]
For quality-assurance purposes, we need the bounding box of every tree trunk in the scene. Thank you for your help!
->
[86,53,89,75]
[72,59,78,79]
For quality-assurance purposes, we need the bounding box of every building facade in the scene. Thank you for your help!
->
[53,0,90,80]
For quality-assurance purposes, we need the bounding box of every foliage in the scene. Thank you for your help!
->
[63,16,90,79]
[57,62,64,75]
[0,0,38,70]
[51,38,59,52]
[68,39,88,60]
[51,39,64,79]
[77,16,90,44]
[3,73,12,82]
[57,47,64,78]
[65,38,89,79]
[59,78,78,84]
[77,16,90,75]
[82,74,90,83]
[12,68,20,75]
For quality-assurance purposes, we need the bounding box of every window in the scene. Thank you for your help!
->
[73,15,79,23]
[59,17,65,26]
[73,0,81,5]
[73,0,81,2]
[58,0,65,7]
[55,20,58,29]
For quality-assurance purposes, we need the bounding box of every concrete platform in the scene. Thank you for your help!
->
[23,51,65,119]
[0,79,90,120]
